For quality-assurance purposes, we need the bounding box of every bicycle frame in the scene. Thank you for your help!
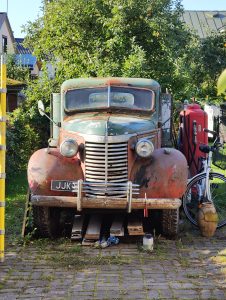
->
[205,150,213,202]
[183,128,226,229]
[187,151,213,204]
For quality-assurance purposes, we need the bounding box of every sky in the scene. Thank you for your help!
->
[0,0,226,38]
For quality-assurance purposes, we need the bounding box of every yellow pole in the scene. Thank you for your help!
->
[0,54,6,263]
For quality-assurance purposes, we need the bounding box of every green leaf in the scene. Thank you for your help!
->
[217,69,226,96]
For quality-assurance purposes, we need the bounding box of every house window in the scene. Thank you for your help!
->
[2,36,7,53]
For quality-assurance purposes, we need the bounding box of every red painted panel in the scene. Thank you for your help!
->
[28,148,84,196]
[179,104,208,177]
[130,148,188,198]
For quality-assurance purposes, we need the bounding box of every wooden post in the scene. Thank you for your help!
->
[0,54,6,263]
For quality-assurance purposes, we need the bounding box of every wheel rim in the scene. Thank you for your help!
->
[183,173,226,228]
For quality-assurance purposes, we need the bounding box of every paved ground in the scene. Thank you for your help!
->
[0,223,226,300]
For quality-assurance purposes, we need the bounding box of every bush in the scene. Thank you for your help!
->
[6,108,40,176]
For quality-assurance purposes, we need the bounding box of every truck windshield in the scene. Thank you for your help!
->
[65,86,154,112]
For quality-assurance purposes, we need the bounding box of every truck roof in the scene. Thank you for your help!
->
[61,77,160,92]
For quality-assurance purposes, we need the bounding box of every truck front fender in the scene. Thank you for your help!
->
[28,148,84,196]
[130,148,188,198]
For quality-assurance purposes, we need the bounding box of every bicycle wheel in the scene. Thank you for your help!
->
[183,172,226,228]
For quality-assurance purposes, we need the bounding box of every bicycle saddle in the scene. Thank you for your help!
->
[199,144,210,153]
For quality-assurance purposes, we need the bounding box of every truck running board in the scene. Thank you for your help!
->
[127,215,144,236]
[71,215,85,240]
[110,215,125,237]
[82,215,102,244]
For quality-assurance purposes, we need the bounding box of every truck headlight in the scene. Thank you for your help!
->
[60,139,78,157]
[135,139,154,158]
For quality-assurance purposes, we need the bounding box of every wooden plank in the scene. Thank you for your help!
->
[71,215,84,240]
[84,215,102,240]
[110,215,124,236]
[21,190,31,237]
[31,195,182,210]
[127,216,144,236]
[82,238,96,246]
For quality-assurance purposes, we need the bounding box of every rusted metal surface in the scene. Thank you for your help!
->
[62,113,156,136]
[27,148,84,196]
[28,77,188,214]
[31,195,181,209]
[61,77,161,93]
[130,148,188,198]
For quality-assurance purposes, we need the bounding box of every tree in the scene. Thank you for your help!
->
[6,54,30,82]
[5,55,35,175]
[6,63,59,175]
[217,69,226,97]
[192,33,226,100]
[24,0,195,95]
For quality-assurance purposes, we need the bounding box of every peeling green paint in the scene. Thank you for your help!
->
[61,77,160,93]
[63,113,156,135]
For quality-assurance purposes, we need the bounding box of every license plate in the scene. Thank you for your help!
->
[51,180,77,192]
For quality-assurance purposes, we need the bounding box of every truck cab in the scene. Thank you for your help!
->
[27,77,187,238]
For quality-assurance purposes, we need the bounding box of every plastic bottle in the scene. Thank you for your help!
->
[143,233,153,251]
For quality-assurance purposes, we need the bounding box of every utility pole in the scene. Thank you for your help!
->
[0,54,7,263]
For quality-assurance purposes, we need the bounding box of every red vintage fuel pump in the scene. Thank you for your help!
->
[179,103,208,177]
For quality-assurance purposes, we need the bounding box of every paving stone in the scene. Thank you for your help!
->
[200,289,213,299]
[1,228,226,300]
[148,289,160,299]
[212,288,226,299]
[173,289,200,298]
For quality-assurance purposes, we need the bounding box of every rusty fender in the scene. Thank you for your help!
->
[27,148,84,196]
[130,148,188,198]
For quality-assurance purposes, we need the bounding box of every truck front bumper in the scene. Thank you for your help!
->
[31,180,181,212]
[30,195,181,211]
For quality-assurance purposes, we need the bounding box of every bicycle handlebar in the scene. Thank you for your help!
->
[203,128,217,136]
[200,128,224,154]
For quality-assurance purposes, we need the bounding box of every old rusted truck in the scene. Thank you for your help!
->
[27,78,187,238]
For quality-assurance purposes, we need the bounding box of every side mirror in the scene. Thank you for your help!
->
[37,100,60,127]
[160,93,172,147]
[38,100,45,116]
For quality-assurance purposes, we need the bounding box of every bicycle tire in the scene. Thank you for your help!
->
[183,172,226,229]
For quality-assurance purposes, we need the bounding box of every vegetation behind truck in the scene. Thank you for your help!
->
[27,78,188,238]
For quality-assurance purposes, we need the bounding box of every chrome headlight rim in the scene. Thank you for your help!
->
[60,139,78,158]
[135,139,154,158]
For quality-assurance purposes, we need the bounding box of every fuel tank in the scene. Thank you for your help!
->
[130,148,188,198]
[27,148,84,196]
[179,104,208,177]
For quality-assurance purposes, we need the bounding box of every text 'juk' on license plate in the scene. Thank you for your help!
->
[51,180,77,192]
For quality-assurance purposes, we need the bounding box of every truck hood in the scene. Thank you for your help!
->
[63,113,155,136]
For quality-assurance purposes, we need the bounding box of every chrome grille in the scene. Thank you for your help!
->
[85,141,128,197]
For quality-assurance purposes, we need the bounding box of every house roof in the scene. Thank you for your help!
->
[6,78,25,86]
[15,54,37,70]
[15,38,32,54]
[0,76,25,86]
[0,12,15,47]
[182,10,226,38]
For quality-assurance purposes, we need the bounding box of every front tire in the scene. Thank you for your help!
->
[32,206,61,238]
[162,209,179,238]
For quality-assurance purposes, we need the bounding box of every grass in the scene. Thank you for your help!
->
[50,252,131,269]
[5,170,27,241]
[211,248,226,265]
[4,175,133,270]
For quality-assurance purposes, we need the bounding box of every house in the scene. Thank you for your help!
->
[5,78,26,112]
[182,11,226,141]
[0,12,24,112]
[0,12,15,54]
[182,11,226,38]
[15,38,40,79]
